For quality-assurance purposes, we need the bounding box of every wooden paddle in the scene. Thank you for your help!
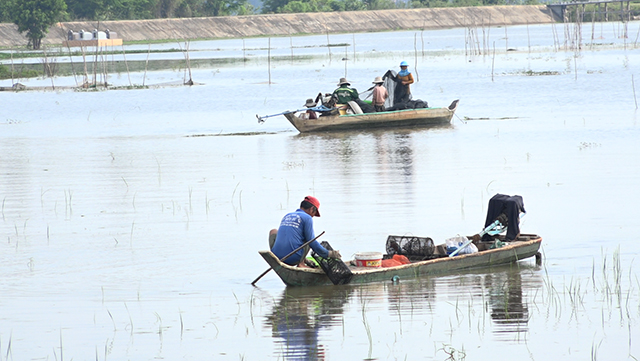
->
[251,231,325,286]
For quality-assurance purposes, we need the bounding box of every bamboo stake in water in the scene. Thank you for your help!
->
[326,27,332,62]
[42,46,55,90]
[413,33,419,82]
[101,45,108,87]
[491,41,495,82]
[268,37,271,85]
[504,24,508,52]
[10,47,15,85]
[344,45,348,78]
[242,38,246,62]
[121,44,132,86]
[93,43,99,86]
[81,45,88,86]
[176,39,193,85]
[143,43,150,87]
[464,28,468,58]
[61,28,79,87]
[186,40,193,85]
[290,31,294,62]
[632,75,638,109]
[352,34,356,62]
[527,21,531,54]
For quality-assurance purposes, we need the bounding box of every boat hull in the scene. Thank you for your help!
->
[259,234,542,287]
[284,100,458,133]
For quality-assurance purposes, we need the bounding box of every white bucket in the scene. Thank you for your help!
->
[355,252,383,267]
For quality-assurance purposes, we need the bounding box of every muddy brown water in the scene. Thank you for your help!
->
[1,24,639,360]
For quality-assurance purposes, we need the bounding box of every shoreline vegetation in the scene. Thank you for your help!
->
[0,5,559,86]
[0,4,636,88]
[0,5,556,48]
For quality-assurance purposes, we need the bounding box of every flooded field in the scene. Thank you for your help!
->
[1,22,639,360]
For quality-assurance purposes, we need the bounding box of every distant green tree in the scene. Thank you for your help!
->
[265,0,374,13]
[201,0,252,16]
[109,0,157,20]
[481,0,505,5]
[155,0,183,17]
[0,0,14,23]
[62,0,252,19]
[363,0,397,10]
[280,1,315,12]
[65,0,105,19]
[10,0,67,49]
[262,0,290,13]
[343,0,366,11]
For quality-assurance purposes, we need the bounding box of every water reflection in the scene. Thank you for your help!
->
[289,125,454,195]
[265,286,353,361]
[264,265,540,360]
[461,265,539,340]
[485,269,530,339]
[383,264,539,340]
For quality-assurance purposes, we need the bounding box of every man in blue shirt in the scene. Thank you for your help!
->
[269,196,341,267]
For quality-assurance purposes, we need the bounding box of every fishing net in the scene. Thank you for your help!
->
[312,241,353,285]
[385,235,435,261]
[359,70,430,111]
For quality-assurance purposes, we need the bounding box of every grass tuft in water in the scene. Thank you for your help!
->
[361,301,373,360]
[439,343,466,361]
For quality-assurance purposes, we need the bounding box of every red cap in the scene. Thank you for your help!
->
[304,195,321,217]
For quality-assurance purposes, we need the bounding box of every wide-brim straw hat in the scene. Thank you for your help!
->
[372,76,384,84]
[337,77,350,86]
[304,98,316,107]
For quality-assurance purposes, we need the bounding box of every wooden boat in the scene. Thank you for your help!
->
[284,99,459,133]
[258,233,542,287]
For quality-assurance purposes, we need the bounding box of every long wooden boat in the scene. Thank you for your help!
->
[259,233,542,287]
[284,99,459,133]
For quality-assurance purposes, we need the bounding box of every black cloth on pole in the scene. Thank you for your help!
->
[483,194,526,241]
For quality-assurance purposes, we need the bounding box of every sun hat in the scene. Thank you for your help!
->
[372,76,384,84]
[304,195,321,217]
[304,98,316,107]
[400,61,408,67]
[337,77,350,86]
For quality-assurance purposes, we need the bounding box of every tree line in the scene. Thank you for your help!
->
[0,0,539,22]
[0,0,538,49]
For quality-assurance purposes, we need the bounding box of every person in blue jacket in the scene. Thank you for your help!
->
[269,196,341,267]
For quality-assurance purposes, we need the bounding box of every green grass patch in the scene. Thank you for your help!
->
[0,64,40,79]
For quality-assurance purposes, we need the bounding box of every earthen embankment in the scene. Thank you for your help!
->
[0,5,555,47]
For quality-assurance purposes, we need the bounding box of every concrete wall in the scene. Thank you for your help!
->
[0,5,555,47]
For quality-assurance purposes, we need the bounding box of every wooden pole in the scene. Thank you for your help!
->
[632,75,638,109]
[143,43,150,87]
[491,41,495,82]
[326,27,332,62]
[121,44,132,87]
[413,33,419,82]
[344,45,347,78]
[10,47,14,86]
[352,34,356,62]
[268,37,271,85]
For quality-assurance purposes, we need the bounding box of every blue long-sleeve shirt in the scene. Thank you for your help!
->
[271,209,329,265]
